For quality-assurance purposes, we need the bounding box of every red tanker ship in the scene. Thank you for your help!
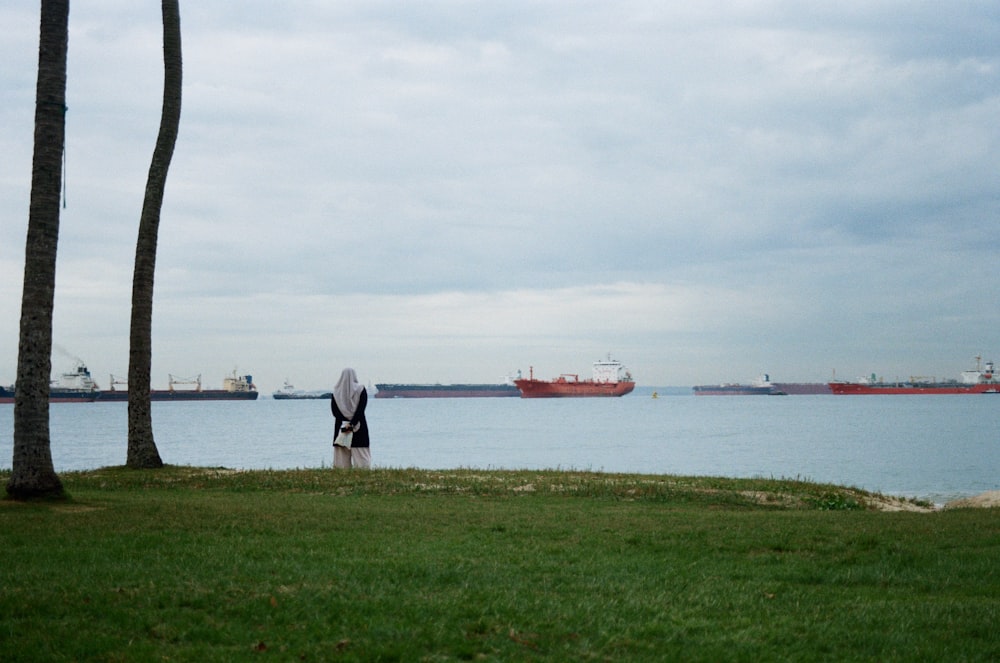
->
[829,357,1000,394]
[515,356,635,398]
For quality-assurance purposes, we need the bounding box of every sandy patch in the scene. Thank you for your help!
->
[944,490,1000,510]
[866,495,937,512]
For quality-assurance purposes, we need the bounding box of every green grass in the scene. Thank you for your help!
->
[1,466,998,661]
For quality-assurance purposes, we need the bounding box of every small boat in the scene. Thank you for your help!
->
[272,380,332,400]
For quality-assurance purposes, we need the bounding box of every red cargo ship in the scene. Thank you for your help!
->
[515,356,635,398]
[829,357,1000,394]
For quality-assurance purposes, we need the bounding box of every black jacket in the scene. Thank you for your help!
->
[331,388,369,447]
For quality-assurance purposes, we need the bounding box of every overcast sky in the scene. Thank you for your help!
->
[2,1,999,391]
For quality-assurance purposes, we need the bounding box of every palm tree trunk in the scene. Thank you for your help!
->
[126,0,182,468]
[6,0,70,500]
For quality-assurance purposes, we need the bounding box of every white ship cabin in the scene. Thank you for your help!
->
[592,356,632,383]
[961,358,996,384]
[52,362,99,391]
[223,371,256,392]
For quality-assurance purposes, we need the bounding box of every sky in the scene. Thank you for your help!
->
[2,1,999,391]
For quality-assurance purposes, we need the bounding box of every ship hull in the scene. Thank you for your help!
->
[692,385,773,396]
[273,392,332,400]
[830,382,1000,395]
[51,390,101,403]
[693,381,832,395]
[1,387,99,403]
[374,384,519,398]
[514,379,635,398]
[98,390,259,401]
[772,382,832,395]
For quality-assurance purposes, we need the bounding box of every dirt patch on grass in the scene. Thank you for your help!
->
[51,504,105,513]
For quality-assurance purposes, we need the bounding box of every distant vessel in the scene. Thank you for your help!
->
[693,374,778,396]
[771,382,832,395]
[693,374,832,395]
[374,376,520,399]
[272,380,332,400]
[98,370,259,401]
[0,362,102,403]
[514,356,635,398]
[50,362,102,402]
[830,357,1000,395]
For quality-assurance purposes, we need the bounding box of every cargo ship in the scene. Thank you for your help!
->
[0,384,96,404]
[772,382,832,395]
[98,370,259,401]
[514,356,635,398]
[51,363,102,402]
[374,378,520,398]
[829,357,1000,395]
[693,374,779,396]
[272,380,332,400]
[0,362,102,403]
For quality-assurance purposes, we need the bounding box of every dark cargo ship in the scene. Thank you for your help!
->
[374,383,519,398]
[98,370,259,401]
[0,362,101,404]
[694,374,833,395]
[693,374,777,395]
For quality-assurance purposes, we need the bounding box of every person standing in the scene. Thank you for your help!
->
[331,367,371,468]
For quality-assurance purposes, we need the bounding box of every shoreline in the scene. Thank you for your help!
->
[875,490,1000,512]
[2,466,996,512]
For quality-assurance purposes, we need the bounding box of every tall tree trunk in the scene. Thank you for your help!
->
[126,0,182,468]
[6,0,70,500]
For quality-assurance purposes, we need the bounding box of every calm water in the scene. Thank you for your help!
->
[2,387,997,505]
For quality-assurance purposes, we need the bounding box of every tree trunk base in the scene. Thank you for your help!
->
[6,474,65,501]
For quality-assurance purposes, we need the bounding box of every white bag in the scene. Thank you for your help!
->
[333,429,353,448]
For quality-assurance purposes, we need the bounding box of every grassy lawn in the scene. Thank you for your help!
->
[2,467,998,661]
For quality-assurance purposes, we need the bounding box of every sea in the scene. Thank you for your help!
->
[2,387,997,506]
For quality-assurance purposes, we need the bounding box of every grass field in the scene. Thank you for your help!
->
[2,466,998,661]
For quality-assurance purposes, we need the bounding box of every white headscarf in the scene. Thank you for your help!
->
[333,367,364,419]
